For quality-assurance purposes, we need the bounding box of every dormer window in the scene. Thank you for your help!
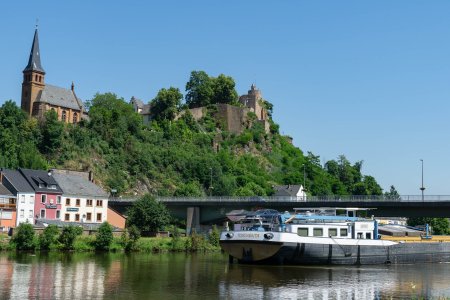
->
[38,183,45,188]
[48,184,57,190]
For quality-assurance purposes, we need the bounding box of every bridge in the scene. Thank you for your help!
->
[109,195,450,234]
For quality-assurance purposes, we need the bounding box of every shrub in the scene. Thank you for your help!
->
[95,222,113,251]
[208,225,220,248]
[12,223,36,251]
[59,226,83,250]
[39,225,60,250]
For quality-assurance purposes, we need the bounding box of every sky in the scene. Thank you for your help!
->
[1,1,450,195]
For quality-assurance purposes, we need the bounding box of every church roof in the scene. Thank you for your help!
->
[37,84,84,111]
[23,29,45,73]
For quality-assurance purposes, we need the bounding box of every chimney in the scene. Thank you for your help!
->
[89,170,94,182]
[47,169,52,177]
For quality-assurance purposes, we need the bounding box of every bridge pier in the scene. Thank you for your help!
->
[186,207,200,235]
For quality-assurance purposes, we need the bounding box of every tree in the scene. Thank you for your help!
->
[150,87,183,121]
[185,71,214,108]
[126,195,171,232]
[40,110,64,154]
[39,224,60,250]
[407,217,450,235]
[59,226,83,250]
[95,222,113,251]
[385,185,401,200]
[12,223,36,251]
[211,74,238,105]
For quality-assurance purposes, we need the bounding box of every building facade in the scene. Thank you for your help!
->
[0,183,17,232]
[21,28,86,123]
[1,169,36,225]
[53,171,108,223]
[18,169,63,221]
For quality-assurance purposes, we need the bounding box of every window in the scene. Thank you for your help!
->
[41,194,47,203]
[96,200,103,207]
[29,210,33,218]
[65,214,70,221]
[86,199,93,206]
[297,227,309,237]
[76,199,80,207]
[66,198,71,206]
[62,111,67,122]
[20,195,25,203]
[49,184,56,190]
[313,228,323,237]
[56,210,60,219]
[365,232,372,239]
[57,196,61,204]
[73,112,78,123]
[328,228,338,237]
[20,209,24,218]
[75,214,80,222]
[86,212,92,221]
[340,228,348,237]
[96,213,102,222]
[29,195,34,204]
[40,209,45,219]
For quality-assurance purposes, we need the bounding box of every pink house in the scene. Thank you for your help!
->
[18,169,62,221]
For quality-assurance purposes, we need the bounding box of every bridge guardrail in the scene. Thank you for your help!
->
[108,195,450,203]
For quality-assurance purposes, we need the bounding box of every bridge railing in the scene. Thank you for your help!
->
[109,195,450,203]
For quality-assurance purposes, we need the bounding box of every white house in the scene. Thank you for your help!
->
[273,185,307,200]
[53,172,109,223]
[1,169,36,225]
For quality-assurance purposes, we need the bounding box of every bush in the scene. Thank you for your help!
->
[39,225,60,250]
[12,223,36,251]
[208,225,220,248]
[95,222,113,251]
[59,226,83,250]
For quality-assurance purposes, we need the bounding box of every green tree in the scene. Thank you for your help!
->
[95,222,113,251]
[185,71,214,108]
[39,224,60,250]
[40,110,64,154]
[211,74,238,105]
[384,185,401,200]
[126,194,171,232]
[408,217,450,235]
[12,223,36,251]
[150,87,183,121]
[59,226,83,250]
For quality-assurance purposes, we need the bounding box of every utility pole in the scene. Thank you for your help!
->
[420,159,425,202]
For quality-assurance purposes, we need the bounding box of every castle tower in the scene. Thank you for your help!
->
[21,28,46,116]
[239,84,267,120]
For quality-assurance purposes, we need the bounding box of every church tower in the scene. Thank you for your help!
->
[21,28,46,116]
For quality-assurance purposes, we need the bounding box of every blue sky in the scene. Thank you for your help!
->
[1,1,450,195]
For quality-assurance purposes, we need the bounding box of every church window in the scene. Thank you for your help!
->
[35,74,38,81]
[62,111,67,122]
[73,112,78,123]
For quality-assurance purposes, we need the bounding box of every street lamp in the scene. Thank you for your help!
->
[420,159,425,201]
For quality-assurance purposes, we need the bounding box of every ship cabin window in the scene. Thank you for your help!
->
[365,232,372,239]
[328,228,338,237]
[357,232,363,239]
[313,228,323,237]
[340,228,348,237]
[297,227,309,237]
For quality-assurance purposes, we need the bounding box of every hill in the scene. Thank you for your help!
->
[0,72,384,197]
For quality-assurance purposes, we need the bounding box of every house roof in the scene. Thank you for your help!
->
[1,169,34,193]
[37,84,84,111]
[130,96,144,109]
[53,173,108,198]
[23,29,45,73]
[273,185,303,197]
[0,183,14,197]
[19,168,63,193]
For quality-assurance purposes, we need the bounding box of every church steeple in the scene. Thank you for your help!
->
[21,27,46,116]
[23,28,45,73]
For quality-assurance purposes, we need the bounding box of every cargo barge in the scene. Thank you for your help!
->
[219,208,450,265]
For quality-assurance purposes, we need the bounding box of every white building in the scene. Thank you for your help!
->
[1,169,36,225]
[53,172,109,223]
[273,184,307,200]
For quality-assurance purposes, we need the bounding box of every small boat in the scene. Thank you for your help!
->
[219,207,450,265]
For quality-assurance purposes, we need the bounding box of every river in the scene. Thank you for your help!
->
[0,252,450,299]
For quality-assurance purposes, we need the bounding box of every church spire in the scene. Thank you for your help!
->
[23,28,45,73]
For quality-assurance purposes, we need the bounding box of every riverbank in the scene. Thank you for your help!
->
[0,234,221,253]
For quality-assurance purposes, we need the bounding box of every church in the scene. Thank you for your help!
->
[21,28,86,123]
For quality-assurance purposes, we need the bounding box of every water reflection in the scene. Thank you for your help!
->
[1,252,450,299]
